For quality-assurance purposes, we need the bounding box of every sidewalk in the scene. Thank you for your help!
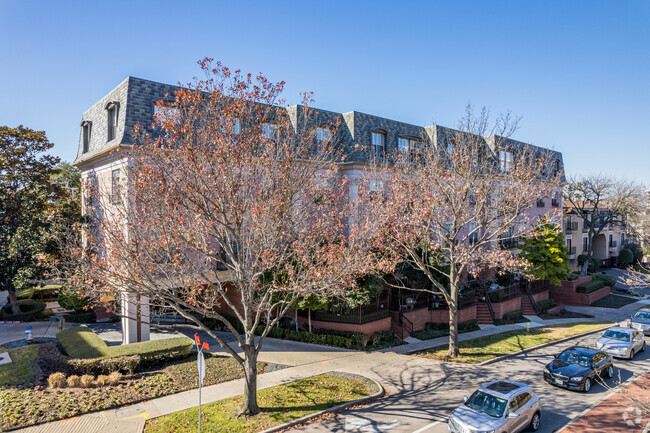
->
[559,372,650,433]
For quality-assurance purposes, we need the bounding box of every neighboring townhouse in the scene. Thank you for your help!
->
[74,76,565,341]
[564,206,629,269]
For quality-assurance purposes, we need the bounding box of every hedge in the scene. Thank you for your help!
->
[576,279,606,294]
[64,312,96,323]
[590,273,616,288]
[536,299,556,313]
[502,310,523,322]
[0,299,46,321]
[16,285,62,301]
[411,319,480,340]
[57,326,193,361]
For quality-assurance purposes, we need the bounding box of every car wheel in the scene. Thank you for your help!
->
[583,378,591,392]
[642,342,646,353]
[606,365,614,378]
[629,349,635,360]
[529,411,541,431]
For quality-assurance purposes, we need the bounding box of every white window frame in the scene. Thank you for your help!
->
[262,123,275,139]
[499,150,513,173]
[371,131,386,160]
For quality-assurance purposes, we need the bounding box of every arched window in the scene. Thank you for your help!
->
[105,101,119,142]
[81,120,92,153]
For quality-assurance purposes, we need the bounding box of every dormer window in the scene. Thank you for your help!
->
[398,137,421,161]
[106,101,119,142]
[499,150,513,173]
[81,120,91,154]
[153,102,180,125]
[316,127,332,143]
[221,117,240,134]
[371,130,386,160]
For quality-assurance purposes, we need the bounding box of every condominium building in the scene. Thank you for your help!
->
[74,76,566,341]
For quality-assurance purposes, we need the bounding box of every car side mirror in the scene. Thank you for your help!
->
[508,412,520,419]
[463,396,468,402]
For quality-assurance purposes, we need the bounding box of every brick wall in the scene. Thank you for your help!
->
[297,316,391,337]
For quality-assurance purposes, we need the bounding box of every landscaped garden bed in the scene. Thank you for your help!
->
[413,322,611,364]
[143,373,378,433]
[0,328,276,431]
[590,294,639,309]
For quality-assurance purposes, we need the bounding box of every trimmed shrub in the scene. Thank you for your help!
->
[502,310,524,322]
[48,372,67,388]
[567,272,581,281]
[57,326,193,362]
[618,249,634,266]
[67,375,81,387]
[57,290,89,312]
[576,280,606,294]
[96,375,110,386]
[536,299,556,313]
[371,329,396,345]
[459,319,480,332]
[108,371,122,385]
[590,273,616,288]
[1,299,46,321]
[67,354,141,375]
[80,374,95,388]
[64,312,95,323]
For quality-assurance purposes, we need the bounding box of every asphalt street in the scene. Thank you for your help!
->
[294,331,649,433]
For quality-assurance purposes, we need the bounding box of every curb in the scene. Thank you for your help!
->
[257,374,385,433]
[477,324,612,366]
[556,369,649,433]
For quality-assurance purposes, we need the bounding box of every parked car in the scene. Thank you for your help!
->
[448,380,541,433]
[629,308,650,335]
[543,346,613,392]
[596,326,645,359]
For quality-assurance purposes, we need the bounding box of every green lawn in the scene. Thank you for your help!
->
[590,294,638,309]
[0,344,39,386]
[144,373,377,433]
[414,322,611,364]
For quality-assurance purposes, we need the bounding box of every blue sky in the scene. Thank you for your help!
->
[1,0,649,184]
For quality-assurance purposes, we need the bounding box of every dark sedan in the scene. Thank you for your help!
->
[543,346,614,392]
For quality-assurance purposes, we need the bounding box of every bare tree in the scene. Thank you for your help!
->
[564,174,645,276]
[65,60,379,416]
[365,105,562,357]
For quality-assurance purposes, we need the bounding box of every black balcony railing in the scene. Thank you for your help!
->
[565,222,578,232]
[499,237,520,249]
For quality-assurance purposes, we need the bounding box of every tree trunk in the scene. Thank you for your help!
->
[295,309,299,331]
[308,309,312,333]
[240,344,260,416]
[447,296,459,358]
[8,290,19,315]
[579,258,590,277]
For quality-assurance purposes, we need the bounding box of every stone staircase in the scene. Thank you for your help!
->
[521,295,538,315]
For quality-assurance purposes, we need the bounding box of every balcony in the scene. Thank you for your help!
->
[565,222,578,232]
[498,237,520,249]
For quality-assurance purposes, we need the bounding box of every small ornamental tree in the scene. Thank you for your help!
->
[618,248,634,267]
[69,60,383,416]
[365,106,562,357]
[519,217,570,285]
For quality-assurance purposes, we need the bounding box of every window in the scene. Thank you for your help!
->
[262,123,274,139]
[106,102,118,142]
[468,222,478,244]
[111,169,121,203]
[621,233,625,246]
[220,117,240,134]
[316,127,332,143]
[447,141,454,155]
[398,137,421,161]
[153,103,180,124]
[517,392,532,408]
[582,236,588,253]
[499,150,513,173]
[609,233,614,248]
[553,159,561,176]
[371,131,385,160]
[369,179,384,192]
[81,121,91,153]
[567,238,572,251]
[537,198,545,208]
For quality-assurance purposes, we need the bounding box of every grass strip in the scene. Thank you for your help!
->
[414,321,611,364]
[0,344,39,386]
[144,373,376,433]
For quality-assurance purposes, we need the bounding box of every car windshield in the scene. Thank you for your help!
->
[633,311,650,320]
[602,330,631,342]
[557,350,592,367]
[464,390,507,418]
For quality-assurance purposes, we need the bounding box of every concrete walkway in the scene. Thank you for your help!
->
[11,297,650,433]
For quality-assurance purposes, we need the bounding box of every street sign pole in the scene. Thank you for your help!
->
[194,334,209,433]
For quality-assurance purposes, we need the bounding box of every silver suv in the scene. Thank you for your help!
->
[448,380,541,433]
